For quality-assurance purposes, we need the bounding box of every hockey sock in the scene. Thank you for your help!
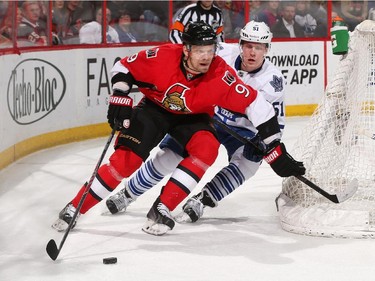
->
[71,148,143,214]
[205,163,245,202]
[71,164,122,214]
[205,150,261,202]
[128,148,183,197]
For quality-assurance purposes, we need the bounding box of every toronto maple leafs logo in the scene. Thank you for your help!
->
[269,75,283,92]
[161,83,191,112]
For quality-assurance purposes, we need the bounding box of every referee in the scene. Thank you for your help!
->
[170,0,224,43]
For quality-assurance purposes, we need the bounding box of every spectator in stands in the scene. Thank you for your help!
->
[340,0,368,31]
[79,7,119,44]
[310,0,328,23]
[52,0,69,42]
[0,1,11,46]
[170,0,224,43]
[368,1,375,21]
[107,1,127,23]
[331,1,341,19]
[258,0,280,29]
[229,1,246,37]
[249,0,263,22]
[139,8,164,41]
[63,0,95,44]
[294,1,317,37]
[1,3,22,47]
[115,9,139,43]
[309,0,328,37]
[0,1,7,18]
[271,1,305,38]
[0,1,8,45]
[67,1,82,31]
[121,1,168,42]
[17,1,47,46]
[214,0,233,38]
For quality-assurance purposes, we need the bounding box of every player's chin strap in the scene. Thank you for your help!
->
[211,118,358,204]
[183,58,202,75]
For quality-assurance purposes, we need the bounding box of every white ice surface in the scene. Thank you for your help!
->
[1,117,375,281]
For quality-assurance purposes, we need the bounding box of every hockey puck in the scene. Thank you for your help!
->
[103,257,117,264]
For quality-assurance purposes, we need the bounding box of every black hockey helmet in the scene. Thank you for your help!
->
[182,21,217,46]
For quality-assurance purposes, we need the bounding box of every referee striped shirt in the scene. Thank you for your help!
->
[169,2,224,44]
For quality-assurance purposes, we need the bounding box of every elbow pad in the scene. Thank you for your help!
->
[256,115,281,145]
[113,82,130,96]
[111,72,135,95]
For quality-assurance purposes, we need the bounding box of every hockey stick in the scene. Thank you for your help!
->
[211,118,358,204]
[46,126,117,261]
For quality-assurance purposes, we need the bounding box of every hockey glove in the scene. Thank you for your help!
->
[107,89,133,131]
[264,141,306,177]
[243,135,265,162]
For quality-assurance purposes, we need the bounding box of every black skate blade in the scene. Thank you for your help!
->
[46,239,59,260]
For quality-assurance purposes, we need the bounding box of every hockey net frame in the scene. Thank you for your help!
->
[277,20,375,238]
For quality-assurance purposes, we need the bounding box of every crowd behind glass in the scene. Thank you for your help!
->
[0,0,374,50]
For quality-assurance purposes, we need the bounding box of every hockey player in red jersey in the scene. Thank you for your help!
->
[52,21,305,236]
[105,21,289,222]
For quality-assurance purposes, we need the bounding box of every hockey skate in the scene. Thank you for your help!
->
[175,190,217,223]
[142,197,175,236]
[106,186,134,214]
[51,203,80,232]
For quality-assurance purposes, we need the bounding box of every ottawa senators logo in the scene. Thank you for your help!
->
[222,70,236,86]
[161,83,191,112]
[146,48,159,58]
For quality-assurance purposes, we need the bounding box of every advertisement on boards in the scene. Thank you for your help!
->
[0,41,336,157]
[267,41,325,105]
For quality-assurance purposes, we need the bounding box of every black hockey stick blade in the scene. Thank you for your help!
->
[296,176,358,204]
[46,239,59,261]
[46,202,82,261]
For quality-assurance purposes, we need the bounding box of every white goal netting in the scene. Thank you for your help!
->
[277,20,375,238]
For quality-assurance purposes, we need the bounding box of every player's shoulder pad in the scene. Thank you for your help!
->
[130,44,181,62]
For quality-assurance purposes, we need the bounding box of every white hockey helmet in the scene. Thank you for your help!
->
[240,21,272,46]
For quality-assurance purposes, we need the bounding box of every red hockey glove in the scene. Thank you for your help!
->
[264,142,306,177]
[107,90,133,131]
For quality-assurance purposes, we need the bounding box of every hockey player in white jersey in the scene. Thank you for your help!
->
[106,21,287,222]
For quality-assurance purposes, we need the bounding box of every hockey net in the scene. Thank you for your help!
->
[277,20,375,238]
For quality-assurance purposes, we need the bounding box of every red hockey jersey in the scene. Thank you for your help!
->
[112,44,275,128]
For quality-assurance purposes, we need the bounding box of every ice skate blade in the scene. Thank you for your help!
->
[174,211,193,223]
[51,218,69,232]
[142,219,171,236]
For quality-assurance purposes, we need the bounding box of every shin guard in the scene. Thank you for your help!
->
[160,131,220,211]
[71,148,143,214]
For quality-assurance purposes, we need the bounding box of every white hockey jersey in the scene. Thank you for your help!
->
[215,42,286,135]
